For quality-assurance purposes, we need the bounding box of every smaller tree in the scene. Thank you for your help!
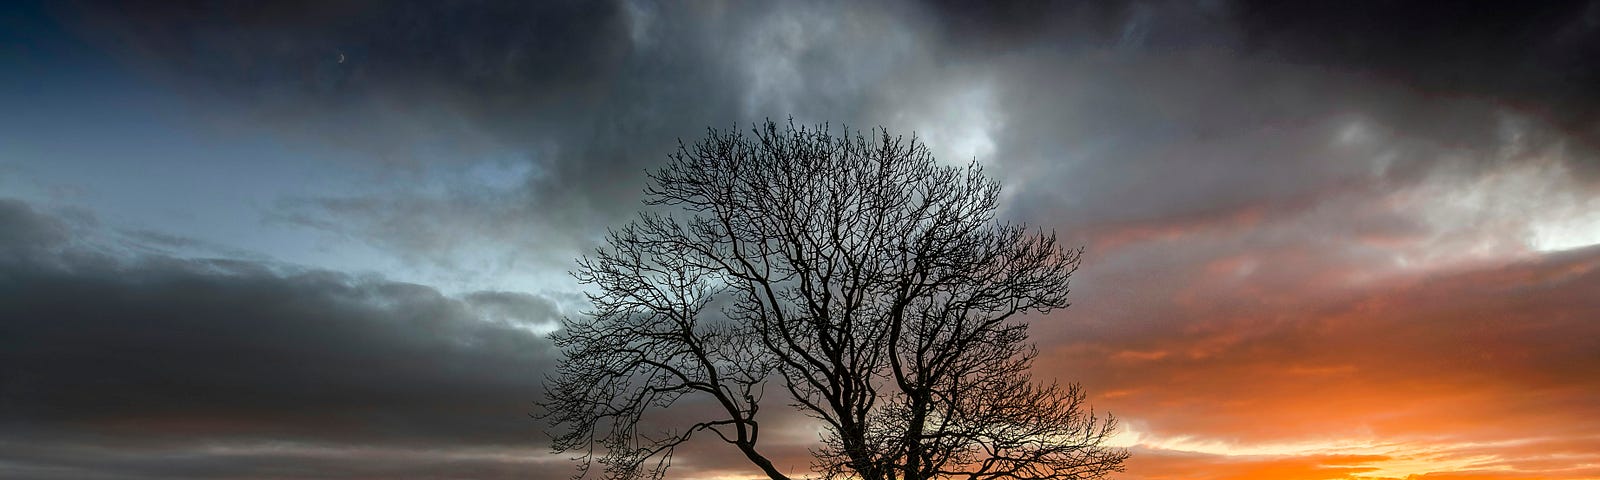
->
[542,121,1127,480]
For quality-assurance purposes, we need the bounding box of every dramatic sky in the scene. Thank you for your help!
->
[3,1,1599,479]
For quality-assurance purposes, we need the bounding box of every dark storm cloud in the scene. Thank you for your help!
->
[927,0,1600,148]
[0,441,563,480]
[1234,0,1600,148]
[54,0,950,267]
[990,49,1509,229]
[0,198,71,261]
[54,0,656,267]
[0,198,568,478]
[57,0,1600,271]
[969,0,1600,231]
[70,0,629,120]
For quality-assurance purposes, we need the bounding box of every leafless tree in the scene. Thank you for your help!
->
[542,121,1127,480]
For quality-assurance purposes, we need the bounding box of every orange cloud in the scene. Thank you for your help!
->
[1121,450,1392,480]
[1035,223,1600,479]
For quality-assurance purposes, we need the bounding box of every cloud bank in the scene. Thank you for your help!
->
[5,0,1598,478]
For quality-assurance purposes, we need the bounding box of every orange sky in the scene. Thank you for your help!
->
[1030,160,1600,480]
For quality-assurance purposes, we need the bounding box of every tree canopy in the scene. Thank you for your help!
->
[542,121,1127,480]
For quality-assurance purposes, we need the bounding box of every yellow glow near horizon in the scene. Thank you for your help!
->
[1106,422,1558,480]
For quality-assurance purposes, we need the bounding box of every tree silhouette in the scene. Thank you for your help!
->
[542,121,1127,480]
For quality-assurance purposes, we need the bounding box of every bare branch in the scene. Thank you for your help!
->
[540,120,1126,480]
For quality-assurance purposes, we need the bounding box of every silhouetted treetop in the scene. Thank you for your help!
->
[542,120,1127,480]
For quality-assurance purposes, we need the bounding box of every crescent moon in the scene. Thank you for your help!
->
[337,53,346,64]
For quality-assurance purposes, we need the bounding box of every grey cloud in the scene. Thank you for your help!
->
[465,290,564,330]
[47,0,1600,380]
[914,1,1599,233]
[236,1,951,269]
[925,0,1600,151]
[67,0,669,265]
[923,0,1237,53]
[989,51,1513,229]
[72,0,630,121]
[59,0,1600,273]
[0,440,566,480]
[1233,0,1600,151]
[114,228,274,261]
[0,198,565,478]
[0,198,71,261]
